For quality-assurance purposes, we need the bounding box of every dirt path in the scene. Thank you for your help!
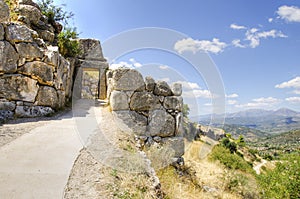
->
[253,159,267,175]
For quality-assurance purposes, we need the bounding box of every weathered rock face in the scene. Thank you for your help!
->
[110,91,129,111]
[15,42,43,60]
[112,68,145,91]
[0,99,16,111]
[148,110,175,137]
[35,86,58,109]
[163,96,183,112]
[154,81,173,96]
[0,24,4,40]
[108,68,185,161]
[113,111,147,136]
[19,4,42,25]
[0,0,10,23]
[130,92,160,111]
[171,83,182,96]
[6,23,35,43]
[0,75,39,102]
[18,61,53,85]
[161,137,184,157]
[15,105,54,118]
[145,76,155,92]
[0,41,19,73]
[78,39,104,60]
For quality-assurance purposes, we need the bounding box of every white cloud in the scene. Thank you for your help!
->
[204,103,212,106]
[228,100,238,105]
[277,5,300,23]
[246,29,287,48]
[275,76,300,95]
[226,93,239,98]
[286,97,300,103]
[268,18,274,23]
[232,39,246,48]
[177,81,212,99]
[129,58,142,68]
[230,24,246,30]
[275,76,300,89]
[159,65,169,70]
[176,81,201,90]
[235,97,280,109]
[174,38,227,54]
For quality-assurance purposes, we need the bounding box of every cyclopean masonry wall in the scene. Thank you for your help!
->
[0,0,108,122]
[107,68,185,159]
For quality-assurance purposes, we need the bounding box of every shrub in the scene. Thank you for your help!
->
[209,145,254,173]
[57,28,80,57]
[257,152,300,199]
[37,0,74,25]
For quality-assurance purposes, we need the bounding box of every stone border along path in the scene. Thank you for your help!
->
[0,99,104,199]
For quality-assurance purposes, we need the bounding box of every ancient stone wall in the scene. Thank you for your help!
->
[0,0,77,121]
[0,0,108,122]
[107,68,184,158]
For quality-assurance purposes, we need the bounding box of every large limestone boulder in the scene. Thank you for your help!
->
[18,61,53,85]
[44,47,60,66]
[130,91,160,111]
[113,110,147,136]
[110,90,129,111]
[0,74,39,102]
[161,137,184,157]
[0,0,10,23]
[37,29,55,43]
[19,4,42,26]
[145,76,155,92]
[148,110,175,137]
[171,83,182,96]
[112,68,145,91]
[54,56,70,91]
[15,42,43,60]
[35,86,58,109]
[0,41,19,73]
[0,99,16,111]
[154,81,173,96]
[18,0,41,9]
[6,23,36,43]
[0,24,4,40]
[163,96,183,111]
[15,105,54,117]
[78,39,104,60]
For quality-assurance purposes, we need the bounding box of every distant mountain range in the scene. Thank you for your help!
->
[199,108,300,135]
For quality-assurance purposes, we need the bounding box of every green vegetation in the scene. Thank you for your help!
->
[57,28,80,57]
[37,0,74,25]
[37,0,80,57]
[248,130,300,160]
[210,145,253,173]
[257,152,300,199]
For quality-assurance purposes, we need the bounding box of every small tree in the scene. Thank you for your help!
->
[37,0,74,25]
[237,135,246,147]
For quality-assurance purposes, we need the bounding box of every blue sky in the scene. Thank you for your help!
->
[53,0,300,116]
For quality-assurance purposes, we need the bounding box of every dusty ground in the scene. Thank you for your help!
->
[64,107,159,199]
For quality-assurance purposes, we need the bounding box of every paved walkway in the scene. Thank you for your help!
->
[0,100,101,199]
